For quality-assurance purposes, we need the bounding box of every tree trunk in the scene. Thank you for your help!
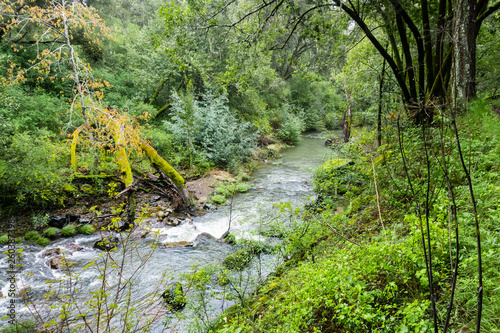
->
[452,0,477,103]
[378,57,387,147]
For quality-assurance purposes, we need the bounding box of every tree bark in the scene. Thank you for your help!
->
[452,0,477,103]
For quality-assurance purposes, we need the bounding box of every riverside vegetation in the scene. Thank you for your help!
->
[1,0,500,332]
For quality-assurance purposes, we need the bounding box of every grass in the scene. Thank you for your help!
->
[78,224,94,235]
[43,227,60,239]
[24,231,41,242]
[61,225,76,237]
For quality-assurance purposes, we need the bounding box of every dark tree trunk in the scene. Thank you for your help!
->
[377,57,387,147]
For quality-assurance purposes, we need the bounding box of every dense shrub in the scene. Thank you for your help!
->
[277,113,304,145]
[0,131,72,207]
[166,93,257,170]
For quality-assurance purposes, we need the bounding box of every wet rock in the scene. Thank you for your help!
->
[131,229,150,239]
[65,243,84,252]
[66,214,80,223]
[153,195,161,202]
[48,256,66,270]
[164,241,194,248]
[222,232,236,245]
[42,248,61,258]
[49,216,67,228]
[93,236,119,251]
[203,203,217,211]
[194,232,216,245]
[165,217,180,226]
[149,202,158,207]
[78,217,91,224]
[162,282,186,310]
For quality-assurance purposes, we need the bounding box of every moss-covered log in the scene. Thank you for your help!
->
[113,123,133,187]
[139,139,193,210]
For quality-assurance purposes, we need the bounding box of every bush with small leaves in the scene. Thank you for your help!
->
[43,227,60,239]
[24,231,41,242]
[36,237,50,247]
[78,224,94,235]
[236,183,251,193]
[211,194,226,205]
[61,225,76,237]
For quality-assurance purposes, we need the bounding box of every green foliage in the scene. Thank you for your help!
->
[222,249,252,271]
[0,234,8,244]
[277,113,304,145]
[210,194,226,205]
[43,227,60,239]
[78,224,95,235]
[24,231,41,242]
[166,93,257,170]
[2,320,36,333]
[36,237,51,247]
[0,131,72,207]
[61,225,77,237]
[31,212,50,229]
[236,182,251,193]
[313,159,368,199]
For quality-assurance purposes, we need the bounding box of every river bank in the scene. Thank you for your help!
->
[0,132,334,332]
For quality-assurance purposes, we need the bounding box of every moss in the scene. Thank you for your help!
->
[43,227,60,239]
[223,249,252,271]
[61,225,77,237]
[36,237,50,247]
[77,224,94,235]
[0,234,9,245]
[162,282,186,311]
[24,231,41,242]
[113,122,133,187]
[139,139,184,186]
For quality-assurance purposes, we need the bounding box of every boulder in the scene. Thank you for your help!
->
[65,243,84,252]
[66,214,80,223]
[49,216,67,228]
[162,282,186,311]
[93,236,119,251]
[164,241,193,248]
[203,203,217,211]
[78,217,91,224]
[42,248,61,258]
[48,256,66,270]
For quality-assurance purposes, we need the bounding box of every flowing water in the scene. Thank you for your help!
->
[0,132,336,331]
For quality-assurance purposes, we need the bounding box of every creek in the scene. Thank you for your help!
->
[0,131,337,331]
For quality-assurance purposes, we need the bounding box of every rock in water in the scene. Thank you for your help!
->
[162,282,186,311]
[93,236,119,251]
[42,248,62,258]
[48,256,67,270]
[65,243,84,252]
